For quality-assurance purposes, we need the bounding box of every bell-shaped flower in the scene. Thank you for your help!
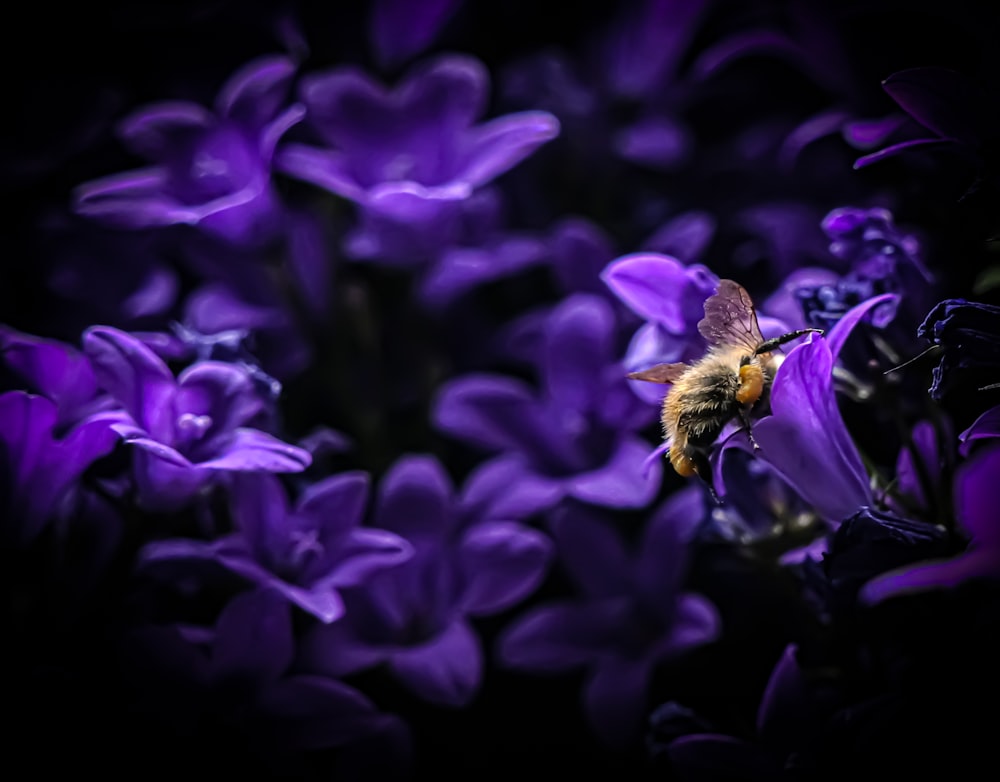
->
[497,491,720,748]
[854,67,1000,184]
[917,298,1000,400]
[277,54,558,262]
[747,294,897,523]
[368,0,463,69]
[433,293,659,520]
[1,326,112,427]
[861,443,1000,603]
[140,471,411,623]
[299,454,553,708]
[959,404,1000,456]
[73,55,304,247]
[667,644,823,780]
[121,589,408,764]
[81,326,310,511]
[0,391,118,546]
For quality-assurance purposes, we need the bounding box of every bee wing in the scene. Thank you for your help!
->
[627,362,689,384]
[697,279,764,353]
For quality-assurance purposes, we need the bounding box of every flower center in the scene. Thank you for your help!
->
[175,413,213,448]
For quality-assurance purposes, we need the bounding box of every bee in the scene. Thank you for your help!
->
[629,279,822,488]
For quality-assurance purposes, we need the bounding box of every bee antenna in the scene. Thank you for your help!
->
[754,328,824,355]
[883,344,942,376]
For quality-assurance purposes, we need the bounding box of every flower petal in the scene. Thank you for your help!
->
[0,327,98,421]
[196,428,311,472]
[582,658,653,748]
[216,55,296,127]
[543,294,615,413]
[496,599,626,671]
[458,521,553,615]
[258,675,395,750]
[458,454,566,520]
[566,435,663,509]
[369,0,463,69]
[390,618,482,707]
[212,588,293,683]
[82,325,176,437]
[375,454,455,540]
[299,619,388,678]
[298,471,371,535]
[549,504,631,597]
[327,528,413,588]
[852,137,956,170]
[955,443,1000,547]
[601,252,691,327]
[753,335,871,523]
[458,110,560,188]
[117,101,214,159]
[274,143,366,201]
[882,67,994,145]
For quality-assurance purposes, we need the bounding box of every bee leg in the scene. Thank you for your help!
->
[689,448,721,505]
[738,407,760,451]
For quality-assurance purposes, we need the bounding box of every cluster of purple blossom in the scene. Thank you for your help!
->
[5,0,1000,778]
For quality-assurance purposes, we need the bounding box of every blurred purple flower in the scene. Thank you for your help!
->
[854,67,1000,182]
[277,54,559,263]
[300,454,553,708]
[601,252,718,405]
[794,207,933,332]
[0,391,118,546]
[73,55,304,247]
[1,326,112,427]
[82,326,310,511]
[369,0,463,69]
[861,444,1000,603]
[434,294,659,519]
[917,298,1000,400]
[502,0,707,172]
[417,188,548,309]
[497,491,719,748]
[668,644,821,780]
[890,419,953,518]
[140,471,411,623]
[37,212,179,332]
[959,404,1000,456]
[123,589,407,758]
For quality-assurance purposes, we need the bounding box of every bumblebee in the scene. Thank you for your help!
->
[629,279,821,484]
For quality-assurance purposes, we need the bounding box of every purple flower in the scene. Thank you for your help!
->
[497,491,720,748]
[745,294,898,523]
[122,589,407,760]
[300,454,553,708]
[917,298,1000,400]
[794,207,933,332]
[82,326,310,511]
[416,188,548,309]
[0,391,118,546]
[890,418,953,517]
[433,294,659,519]
[601,252,719,404]
[73,55,304,247]
[854,68,1000,179]
[140,471,411,623]
[959,404,1000,456]
[277,55,559,262]
[369,0,463,69]
[1,326,111,427]
[668,644,820,781]
[860,444,1000,603]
